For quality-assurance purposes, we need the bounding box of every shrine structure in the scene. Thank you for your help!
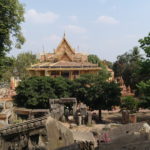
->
[28,35,101,80]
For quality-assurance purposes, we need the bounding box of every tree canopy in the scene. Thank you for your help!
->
[14,76,72,109]
[14,69,121,118]
[71,70,121,120]
[135,33,150,108]
[14,52,38,79]
[113,32,150,109]
[138,33,150,81]
[113,47,142,90]
[121,96,139,113]
[0,52,38,81]
[88,54,101,65]
[0,0,25,57]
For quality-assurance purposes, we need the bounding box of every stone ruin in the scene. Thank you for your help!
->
[1,97,150,150]
[0,76,18,99]
[0,100,14,126]
[0,98,95,150]
[0,115,95,150]
[49,98,92,126]
[0,78,17,125]
[1,115,150,150]
[115,77,134,96]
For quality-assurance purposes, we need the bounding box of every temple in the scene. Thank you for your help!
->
[28,35,101,80]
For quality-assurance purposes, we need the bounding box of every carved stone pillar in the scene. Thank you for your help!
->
[45,70,49,76]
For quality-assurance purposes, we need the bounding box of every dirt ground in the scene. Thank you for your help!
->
[63,109,150,132]
[102,109,150,124]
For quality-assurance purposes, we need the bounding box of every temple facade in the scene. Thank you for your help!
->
[28,35,101,80]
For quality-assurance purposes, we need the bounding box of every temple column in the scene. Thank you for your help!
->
[69,71,73,80]
[45,70,49,76]
[79,70,81,76]
[35,71,40,76]
[59,71,61,77]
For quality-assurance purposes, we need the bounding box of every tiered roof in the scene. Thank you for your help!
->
[29,35,100,69]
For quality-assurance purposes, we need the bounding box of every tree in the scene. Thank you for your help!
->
[53,77,73,98]
[88,54,107,68]
[138,33,150,81]
[136,33,150,105]
[71,67,111,105]
[0,52,38,81]
[139,33,150,57]
[71,71,121,121]
[71,74,96,105]
[121,96,139,113]
[14,52,38,79]
[0,0,25,57]
[137,80,150,108]
[14,76,71,109]
[88,54,101,65]
[113,52,129,78]
[113,47,142,90]
[0,56,15,81]
[90,81,121,121]
[103,60,113,69]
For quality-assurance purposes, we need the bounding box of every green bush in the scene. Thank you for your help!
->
[121,96,139,113]
[14,76,72,109]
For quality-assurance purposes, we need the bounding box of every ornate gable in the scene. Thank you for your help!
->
[55,36,75,62]
[61,52,72,61]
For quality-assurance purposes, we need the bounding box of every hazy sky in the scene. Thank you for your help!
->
[9,0,150,62]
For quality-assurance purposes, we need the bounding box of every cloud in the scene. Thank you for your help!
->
[69,16,78,23]
[97,16,119,24]
[65,25,86,34]
[25,9,59,24]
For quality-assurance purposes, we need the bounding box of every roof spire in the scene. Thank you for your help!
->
[63,32,66,38]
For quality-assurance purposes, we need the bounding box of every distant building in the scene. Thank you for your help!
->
[28,35,101,80]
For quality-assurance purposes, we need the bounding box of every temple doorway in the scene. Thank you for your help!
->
[61,71,69,79]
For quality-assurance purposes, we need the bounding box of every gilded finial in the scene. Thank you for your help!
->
[63,32,66,38]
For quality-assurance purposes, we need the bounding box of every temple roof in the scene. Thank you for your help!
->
[55,35,75,55]
[40,35,88,63]
[29,35,101,71]
[31,60,99,69]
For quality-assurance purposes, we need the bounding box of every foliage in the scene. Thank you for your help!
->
[14,76,72,109]
[0,56,15,81]
[138,33,150,81]
[71,71,121,111]
[88,54,101,65]
[90,81,121,111]
[137,80,150,108]
[71,74,97,105]
[0,52,38,81]
[98,67,111,81]
[0,0,25,57]
[71,72,121,121]
[14,52,38,79]
[88,54,108,68]
[121,96,139,113]
[14,67,121,112]
[103,60,113,69]
[113,47,142,90]
[139,33,150,57]
[135,33,150,107]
